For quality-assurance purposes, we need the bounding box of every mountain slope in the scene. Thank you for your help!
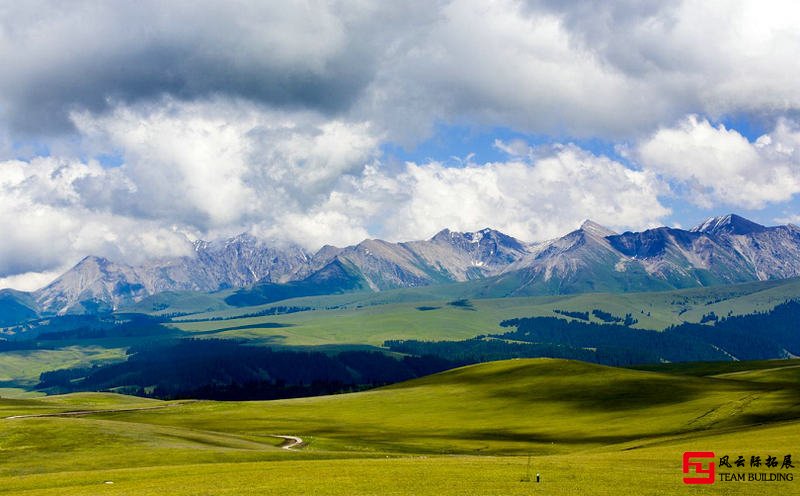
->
[310,228,529,291]
[485,215,800,297]
[33,235,312,314]
[224,258,370,307]
[0,289,39,326]
[486,221,671,296]
[34,256,146,315]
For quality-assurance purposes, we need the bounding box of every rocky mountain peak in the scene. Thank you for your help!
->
[75,254,111,267]
[430,227,525,250]
[429,228,453,241]
[579,220,617,238]
[193,239,209,252]
[691,214,766,235]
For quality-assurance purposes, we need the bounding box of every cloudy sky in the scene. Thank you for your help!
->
[2,0,800,290]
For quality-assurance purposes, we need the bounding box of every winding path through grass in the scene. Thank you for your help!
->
[272,435,304,450]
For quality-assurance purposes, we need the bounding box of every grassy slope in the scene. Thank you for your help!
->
[132,275,800,321]
[712,364,800,386]
[4,427,800,496]
[167,277,800,346]
[634,358,800,377]
[92,358,799,454]
[0,346,126,388]
[2,359,800,494]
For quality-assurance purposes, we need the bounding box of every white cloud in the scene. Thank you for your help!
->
[361,0,800,142]
[364,0,654,141]
[636,116,800,208]
[373,144,669,241]
[775,214,800,226]
[0,100,384,287]
[0,170,196,284]
[71,99,380,231]
[293,142,671,244]
[0,269,68,293]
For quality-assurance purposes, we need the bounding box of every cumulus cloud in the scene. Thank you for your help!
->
[0,0,397,134]
[635,116,800,208]
[2,1,800,141]
[371,144,669,241]
[71,99,668,246]
[0,156,195,276]
[0,270,67,293]
[71,99,380,231]
[0,100,384,287]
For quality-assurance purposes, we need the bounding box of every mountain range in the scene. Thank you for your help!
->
[3,214,800,317]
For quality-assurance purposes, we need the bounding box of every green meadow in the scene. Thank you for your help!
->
[2,358,800,495]
[166,276,800,346]
[0,346,126,389]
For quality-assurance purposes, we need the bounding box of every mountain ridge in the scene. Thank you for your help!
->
[8,213,800,315]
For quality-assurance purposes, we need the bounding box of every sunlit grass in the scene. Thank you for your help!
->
[2,358,799,494]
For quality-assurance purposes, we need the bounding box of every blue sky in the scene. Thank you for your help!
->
[1,0,800,290]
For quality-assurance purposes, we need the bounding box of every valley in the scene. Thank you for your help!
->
[1,275,799,399]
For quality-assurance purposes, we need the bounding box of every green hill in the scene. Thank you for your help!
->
[2,358,799,494]
[95,358,799,454]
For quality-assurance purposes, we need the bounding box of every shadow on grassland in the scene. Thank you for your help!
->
[485,376,710,410]
[429,360,763,411]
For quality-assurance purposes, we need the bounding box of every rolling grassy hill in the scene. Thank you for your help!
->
[2,358,799,494]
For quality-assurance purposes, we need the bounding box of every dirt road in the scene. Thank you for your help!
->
[272,435,304,450]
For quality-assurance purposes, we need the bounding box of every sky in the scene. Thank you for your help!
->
[1,0,800,290]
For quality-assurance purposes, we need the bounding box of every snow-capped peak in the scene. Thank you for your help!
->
[690,214,766,235]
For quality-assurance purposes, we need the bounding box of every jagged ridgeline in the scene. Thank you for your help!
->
[4,213,800,317]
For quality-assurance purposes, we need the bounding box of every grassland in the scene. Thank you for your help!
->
[0,346,126,390]
[165,277,800,347]
[2,358,800,495]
